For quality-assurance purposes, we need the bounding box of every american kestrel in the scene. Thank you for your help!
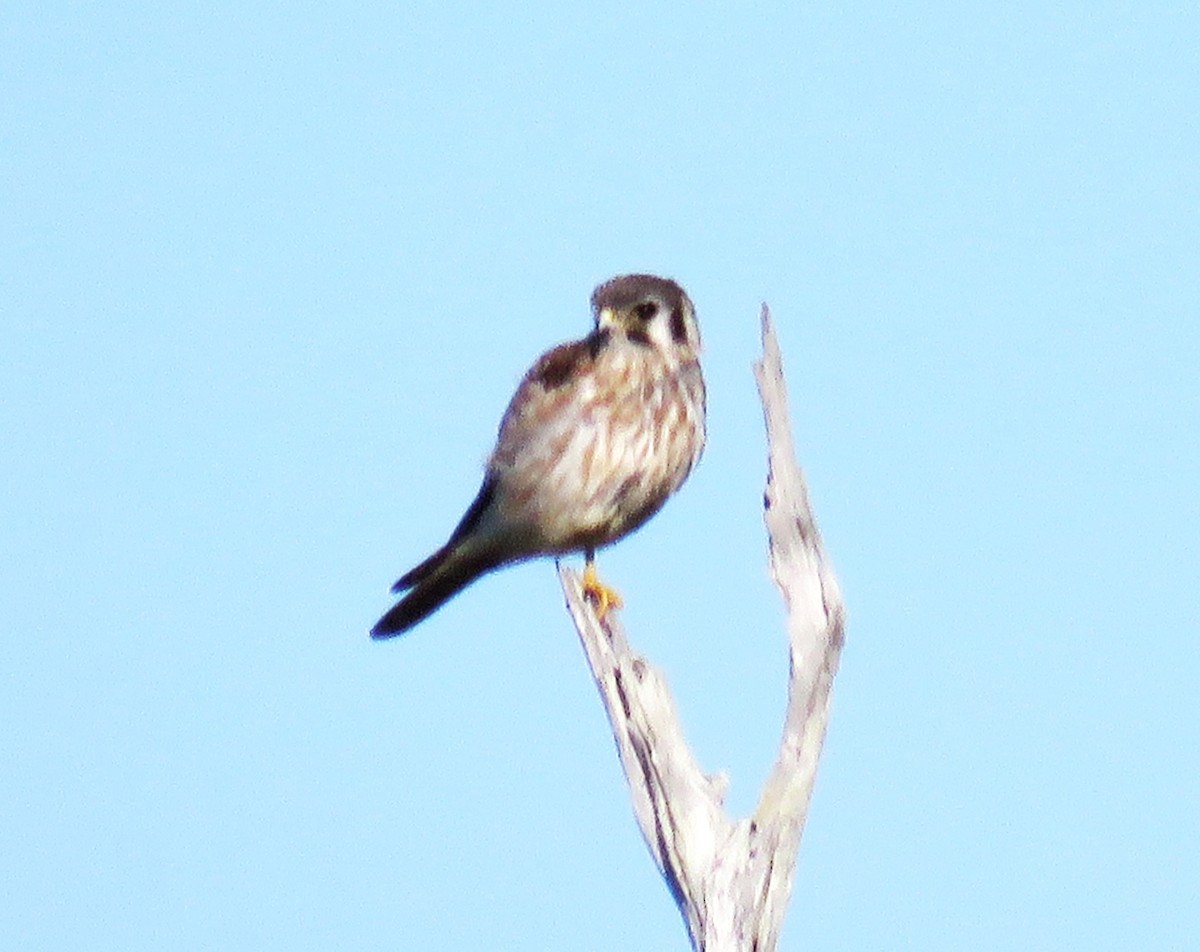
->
[370,274,706,639]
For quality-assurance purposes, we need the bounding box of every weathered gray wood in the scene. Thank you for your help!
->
[559,305,846,951]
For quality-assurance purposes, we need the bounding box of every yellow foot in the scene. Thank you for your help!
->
[582,560,623,620]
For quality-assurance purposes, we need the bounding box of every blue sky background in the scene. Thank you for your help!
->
[3,2,1198,949]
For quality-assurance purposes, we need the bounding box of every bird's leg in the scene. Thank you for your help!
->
[581,548,623,620]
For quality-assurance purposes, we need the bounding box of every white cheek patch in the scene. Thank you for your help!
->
[645,299,677,351]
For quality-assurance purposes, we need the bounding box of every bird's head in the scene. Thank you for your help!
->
[591,274,701,365]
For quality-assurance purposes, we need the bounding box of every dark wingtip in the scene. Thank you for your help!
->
[371,555,492,641]
[370,607,411,640]
[390,548,443,594]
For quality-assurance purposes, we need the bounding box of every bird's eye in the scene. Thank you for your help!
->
[634,301,659,321]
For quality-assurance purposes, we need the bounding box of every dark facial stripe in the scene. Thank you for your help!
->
[587,326,611,359]
[669,306,688,345]
[625,327,652,347]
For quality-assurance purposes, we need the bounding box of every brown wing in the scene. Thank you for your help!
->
[525,329,609,391]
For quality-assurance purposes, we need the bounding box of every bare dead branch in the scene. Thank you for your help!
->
[559,305,846,951]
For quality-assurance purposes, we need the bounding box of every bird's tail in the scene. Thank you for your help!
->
[369,542,496,639]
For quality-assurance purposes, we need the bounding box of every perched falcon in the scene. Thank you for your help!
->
[371,274,705,638]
